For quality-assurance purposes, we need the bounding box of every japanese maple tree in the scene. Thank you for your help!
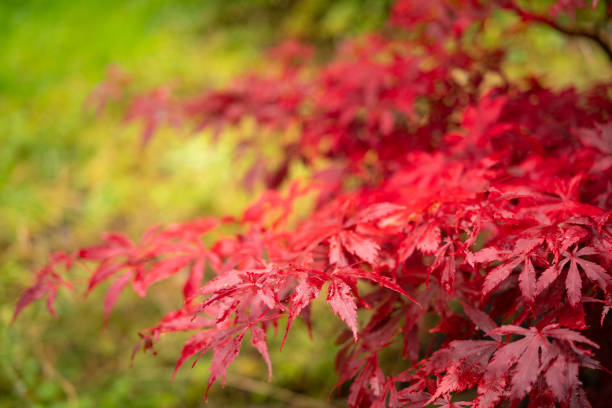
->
[15,0,612,407]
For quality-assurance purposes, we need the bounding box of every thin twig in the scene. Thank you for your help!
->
[31,340,79,404]
[224,373,340,408]
[505,3,612,61]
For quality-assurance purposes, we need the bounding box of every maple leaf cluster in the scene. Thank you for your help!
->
[15,1,612,407]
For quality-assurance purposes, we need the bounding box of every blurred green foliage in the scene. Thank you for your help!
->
[1,0,610,407]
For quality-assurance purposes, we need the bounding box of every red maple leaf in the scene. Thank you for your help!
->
[536,246,611,306]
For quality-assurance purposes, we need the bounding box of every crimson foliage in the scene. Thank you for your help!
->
[16,1,612,407]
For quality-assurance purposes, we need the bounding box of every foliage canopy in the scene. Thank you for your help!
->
[16,1,612,407]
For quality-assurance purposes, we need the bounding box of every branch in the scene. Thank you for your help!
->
[225,373,340,408]
[506,3,612,61]
[32,339,78,404]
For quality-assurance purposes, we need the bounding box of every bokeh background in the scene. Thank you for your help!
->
[1,1,610,407]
